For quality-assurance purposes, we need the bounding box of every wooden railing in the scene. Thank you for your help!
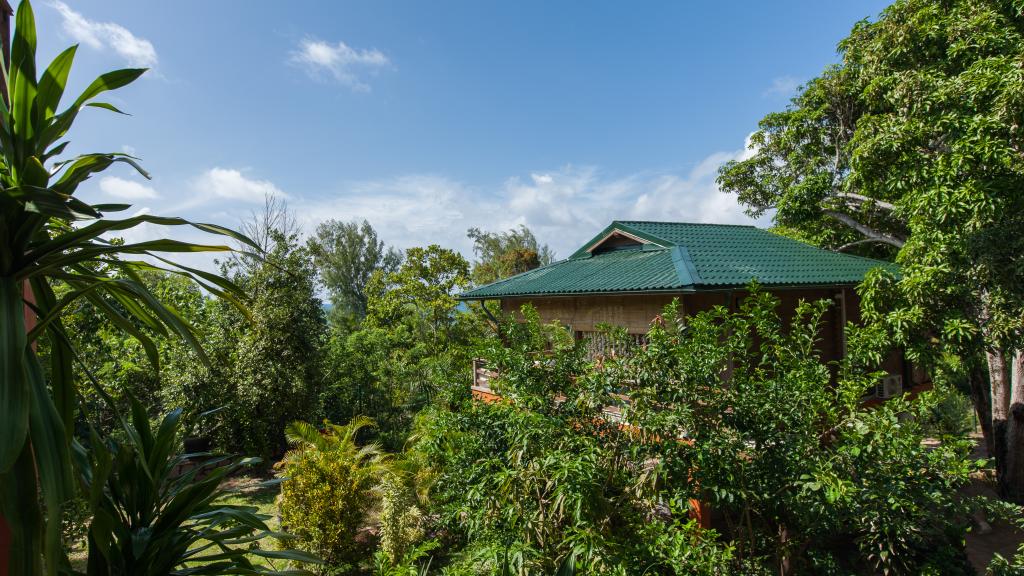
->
[471,358,501,402]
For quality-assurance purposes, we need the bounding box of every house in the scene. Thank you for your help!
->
[459,220,928,402]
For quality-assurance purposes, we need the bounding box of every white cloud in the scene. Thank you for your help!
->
[99,176,159,199]
[763,75,801,98]
[105,138,765,274]
[195,168,287,203]
[291,38,389,91]
[52,2,157,68]
[296,138,768,259]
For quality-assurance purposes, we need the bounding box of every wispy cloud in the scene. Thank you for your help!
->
[195,168,287,203]
[298,137,766,258]
[763,75,801,98]
[93,138,765,272]
[291,38,390,91]
[99,176,159,199]
[51,1,157,68]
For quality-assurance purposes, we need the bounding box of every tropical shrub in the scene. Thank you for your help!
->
[419,288,983,574]
[277,417,386,574]
[620,290,977,574]
[418,306,747,575]
[76,398,317,575]
[377,470,425,567]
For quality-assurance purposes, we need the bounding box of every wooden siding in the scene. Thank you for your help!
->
[499,287,928,387]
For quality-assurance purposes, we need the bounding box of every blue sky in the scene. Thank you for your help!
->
[36,1,891,266]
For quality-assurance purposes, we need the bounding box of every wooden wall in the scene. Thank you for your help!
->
[498,287,927,386]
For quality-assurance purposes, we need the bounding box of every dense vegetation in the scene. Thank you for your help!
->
[3,0,1024,575]
[717,0,1024,501]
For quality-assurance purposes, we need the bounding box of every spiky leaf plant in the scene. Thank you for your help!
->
[0,2,255,574]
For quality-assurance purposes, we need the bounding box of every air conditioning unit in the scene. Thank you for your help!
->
[875,374,903,400]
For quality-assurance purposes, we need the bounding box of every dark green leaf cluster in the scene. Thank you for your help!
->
[75,397,318,575]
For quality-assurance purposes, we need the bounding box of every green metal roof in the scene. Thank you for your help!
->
[459,221,898,299]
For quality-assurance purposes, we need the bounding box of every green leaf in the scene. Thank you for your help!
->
[0,444,43,575]
[85,101,128,115]
[10,0,39,143]
[36,44,76,119]
[28,277,76,440]
[248,548,323,564]
[0,278,29,473]
[72,68,147,109]
[26,349,73,576]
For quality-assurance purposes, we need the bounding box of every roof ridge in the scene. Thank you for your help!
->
[616,220,758,228]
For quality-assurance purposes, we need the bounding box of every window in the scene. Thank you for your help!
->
[575,330,648,360]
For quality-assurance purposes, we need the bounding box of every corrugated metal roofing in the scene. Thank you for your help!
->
[459,221,898,299]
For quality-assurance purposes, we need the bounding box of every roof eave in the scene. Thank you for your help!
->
[457,280,870,301]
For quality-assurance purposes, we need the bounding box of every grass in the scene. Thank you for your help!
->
[201,474,292,571]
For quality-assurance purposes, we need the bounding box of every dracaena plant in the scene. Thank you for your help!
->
[74,398,319,576]
[0,2,256,574]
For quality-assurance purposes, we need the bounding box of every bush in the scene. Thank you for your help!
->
[418,287,982,574]
[277,417,385,573]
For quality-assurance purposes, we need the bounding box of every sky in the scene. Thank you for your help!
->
[35,0,893,268]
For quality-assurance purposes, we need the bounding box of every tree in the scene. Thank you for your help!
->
[223,226,327,460]
[716,0,1024,500]
[308,219,401,325]
[467,225,554,286]
[0,3,252,574]
[626,292,976,574]
[322,245,480,448]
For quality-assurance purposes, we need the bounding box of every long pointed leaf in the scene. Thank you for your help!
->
[0,278,30,472]
[36,44,76,120]
[26,349,73,576]
[72,68,146,109]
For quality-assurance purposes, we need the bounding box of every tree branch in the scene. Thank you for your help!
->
[824,211,906,248]
[836,238,897,252]
[833,192,896,211]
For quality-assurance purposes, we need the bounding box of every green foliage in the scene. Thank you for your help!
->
[419,288,982,574]
[76,398,317,575]
[466,225,554,286]
[324,245,482,448]
[278,417,387,573]
[224,229,327,459]
[308,219,401,326]
[377,465,427,567]
[373,541,437,576]
[0,3,252,574]
[716,0,1024,496]
[624,290,977,574]
[414,307,733,575]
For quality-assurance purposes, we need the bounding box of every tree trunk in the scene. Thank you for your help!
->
[988,348,1011,493]
[1002,352,1024,502]
[968,358,994,457]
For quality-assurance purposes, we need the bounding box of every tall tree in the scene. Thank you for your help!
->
[308,219,401,325]
[717,0,1024,499]
[467,225,554,286]
[218,205,327,460]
